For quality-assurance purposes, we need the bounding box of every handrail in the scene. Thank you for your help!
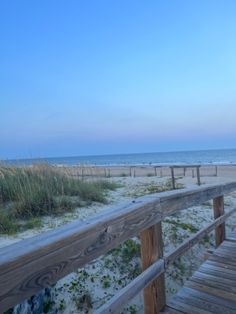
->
[96,205,236,314]
[165,205,236,265]
[1,181,236,313]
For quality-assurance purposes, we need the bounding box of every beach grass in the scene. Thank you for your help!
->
[0,164,118,234]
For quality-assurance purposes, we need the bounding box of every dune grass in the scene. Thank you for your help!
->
[0,164,118,234]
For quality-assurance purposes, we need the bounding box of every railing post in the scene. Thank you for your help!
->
[213,195,225,247]
[196,166,201,185]
[170,167,175,189]
[215,165,218,177]
[140,223,166,314]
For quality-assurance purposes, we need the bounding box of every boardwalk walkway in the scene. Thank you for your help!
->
[163,231,236,314]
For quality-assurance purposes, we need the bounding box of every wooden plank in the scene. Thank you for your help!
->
[213,195,225,246]
[219,239,236,247]
[227,237,236,242]
[140,223,165,313]
[208,253,236,266]
[181,286,236,310]
[186,280,236,302]
[206,259,236,271]
[95,259,165,314]
[193,269,236,288]
[176,287,236,313]
[213,241,236,257]
[167,296,211,314]
[226,231,236,241]
[161,306,184,313]
[191,272,236,292]
[214,246,236,257]
[198,264,236,281]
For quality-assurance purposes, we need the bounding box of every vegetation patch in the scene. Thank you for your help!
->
[164,218,199,233]
[145,179,184,194]
[125,179,184,198]
[0,164,118,234]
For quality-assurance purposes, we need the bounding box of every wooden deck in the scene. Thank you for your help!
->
[163,232,236,314]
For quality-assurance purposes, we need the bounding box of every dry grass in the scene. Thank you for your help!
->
[0,164,118,234]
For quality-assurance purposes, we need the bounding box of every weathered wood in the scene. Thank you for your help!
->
[213,195,225,246]
[165,206,236,265]
[161,306,184,314]
[168,296,210,314]
[166,239,236,313]
[0,198,163,312]
[168,165,201,169]
[196,166,201,185]
[1,182,236,312]
[192,169,195,178]
[140,223,166,314]
[186,280,236,302]
[170,167,175,189]
[160,182,236,217]
[191,271,236,292]
[175,287,236,313]
[95,259,165,314]
[182,286,236,310]
[199,263,236,281]
[170,165,202,185]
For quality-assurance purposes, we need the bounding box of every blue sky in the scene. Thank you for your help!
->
[1,0,236,159]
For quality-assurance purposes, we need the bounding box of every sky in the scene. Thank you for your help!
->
[0,0,236,159]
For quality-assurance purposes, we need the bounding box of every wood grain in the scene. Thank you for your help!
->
[140,223,165,314]
[165,240,236,313]
[213,195,225,246]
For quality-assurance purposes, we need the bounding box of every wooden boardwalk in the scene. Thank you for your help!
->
[163,232,236,314]
[2,182,236,314]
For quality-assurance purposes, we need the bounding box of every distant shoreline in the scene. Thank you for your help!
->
[2,148,236,166]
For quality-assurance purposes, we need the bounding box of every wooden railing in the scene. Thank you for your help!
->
[1,182,236,313]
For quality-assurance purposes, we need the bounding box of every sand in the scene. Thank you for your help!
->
[1,165,236,313]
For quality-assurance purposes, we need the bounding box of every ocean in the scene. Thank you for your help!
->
[3,149,236,166]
